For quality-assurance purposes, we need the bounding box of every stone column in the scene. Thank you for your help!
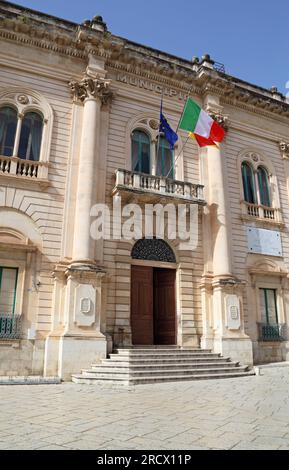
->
[44,74,113,380]
[69,76,113,266]
[204,101,232,278]
[201,95,253,364]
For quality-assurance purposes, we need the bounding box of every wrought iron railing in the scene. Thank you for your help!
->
[0,315,22,339]
[213,62,225,73]
[258,323,287,342]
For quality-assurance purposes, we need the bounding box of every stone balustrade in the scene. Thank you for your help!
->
[114,169,205,203]
[0,155,49,180]
[242,201,282,223]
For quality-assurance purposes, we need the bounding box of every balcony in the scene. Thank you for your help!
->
[113,169,206,205]
[241,201,283,226]
[258,323,287,342]
[0,315,22,340]
[0,155,50,188]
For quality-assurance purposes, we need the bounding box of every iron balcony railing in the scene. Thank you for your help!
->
[213,62,225,73]
[258,323,287,342]
[0,315,22,339]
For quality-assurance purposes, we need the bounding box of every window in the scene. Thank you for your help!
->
[240,153,280,222]
[242,161,273,208]
[156,136,174,179]
[259,288,278,324]
[131,130,150,174]
[0,107,17,157]
[258,288,283,341]
[0,267,18,316]
[242,162,256,204]
[257,166,271,207]
[0,108,43,162]
[18,112,43,161]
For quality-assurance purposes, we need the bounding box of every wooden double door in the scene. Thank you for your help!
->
[131,265,176,345]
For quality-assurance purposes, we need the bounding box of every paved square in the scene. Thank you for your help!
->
[0,372,289,450]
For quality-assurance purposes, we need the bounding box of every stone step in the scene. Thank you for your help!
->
[101,356,231,365]
[72,346,255,385]
[90,361,239,371]
[81,365,248,377]
[115,347,211,352]
[113,348,211,355]
[117,345,187,350]
[72,370,255,385]
[109,352,222,360]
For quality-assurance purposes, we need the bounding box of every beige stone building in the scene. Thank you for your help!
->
[1,1,289,380]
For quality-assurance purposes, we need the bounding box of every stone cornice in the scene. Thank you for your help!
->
[1,3,289,122]
[196,73,289,121]
[0,18,86,59]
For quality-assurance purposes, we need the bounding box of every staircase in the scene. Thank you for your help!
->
[72,347,254,385]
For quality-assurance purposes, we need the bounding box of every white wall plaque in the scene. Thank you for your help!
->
[74,284,96,327]
[225,295,241,330]
[247,227,282,257]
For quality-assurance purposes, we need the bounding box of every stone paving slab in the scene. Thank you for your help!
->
[0,373,289,450]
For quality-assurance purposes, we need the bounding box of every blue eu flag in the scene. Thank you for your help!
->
[159,102,178,149]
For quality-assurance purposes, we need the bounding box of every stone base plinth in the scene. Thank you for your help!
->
[213,337,253,366]
[44,334,107,380]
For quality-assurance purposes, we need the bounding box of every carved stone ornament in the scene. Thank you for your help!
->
[251,153,259,162]
[208,111,229,131]
[17,94,29,105]
[69,75,113,105]
[149,119,160,130]
[279,141,289,157]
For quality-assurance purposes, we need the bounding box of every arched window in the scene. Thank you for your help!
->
[131,130,150,174]
[156,136,174,179]
[242,161,256,204]
[0,107,17,157]
[18,112,43,161]
[257,166,271,207]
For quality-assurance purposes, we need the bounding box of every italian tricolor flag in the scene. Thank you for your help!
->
[179,98,225,147]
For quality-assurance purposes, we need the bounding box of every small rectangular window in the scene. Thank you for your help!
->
[0,267,18,316]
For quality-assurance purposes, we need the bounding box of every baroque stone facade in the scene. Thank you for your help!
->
[1,2,289,379]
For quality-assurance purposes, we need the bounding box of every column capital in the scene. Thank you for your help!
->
[69,75,113,106]
[279,141,289,159]
[208,109,229,131]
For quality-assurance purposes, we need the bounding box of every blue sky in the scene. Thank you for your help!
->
[5,0,289,94]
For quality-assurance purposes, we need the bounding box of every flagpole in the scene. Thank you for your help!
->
[156,89,164,173]
[165,81,194,179]
[175,81,194,134]
[165,135,190,179]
